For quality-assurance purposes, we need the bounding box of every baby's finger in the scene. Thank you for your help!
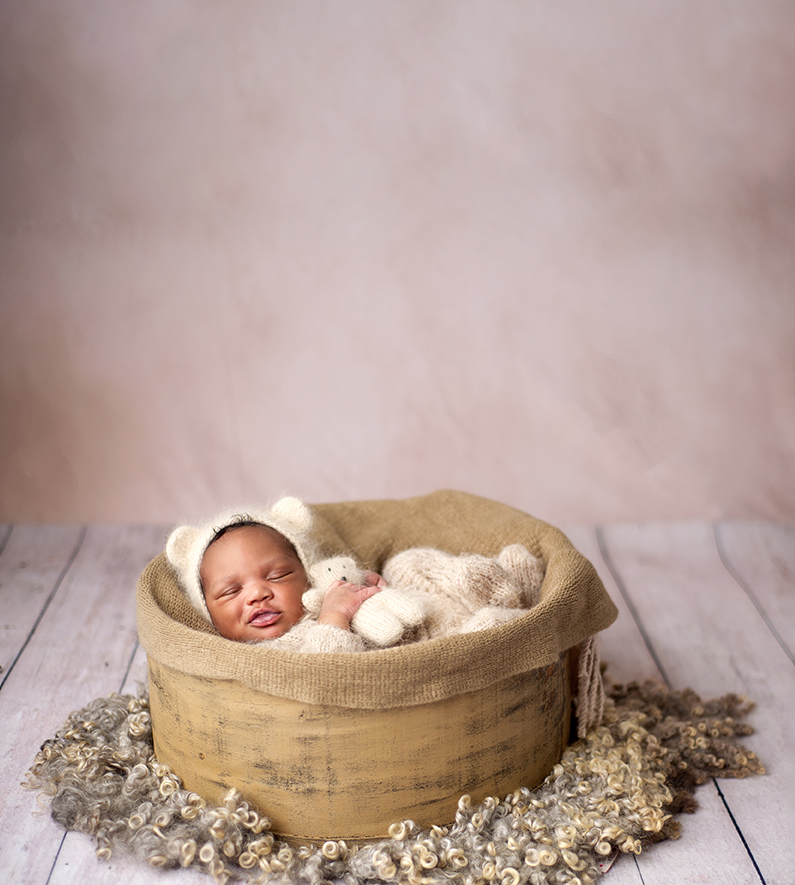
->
[358,582,382,600]
[362,571,386,590]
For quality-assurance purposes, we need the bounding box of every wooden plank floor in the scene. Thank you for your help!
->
[1,520,792,885]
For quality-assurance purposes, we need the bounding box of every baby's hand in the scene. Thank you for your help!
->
[318,580,383,631]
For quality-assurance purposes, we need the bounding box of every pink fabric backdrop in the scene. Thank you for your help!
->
[1,1,794,524]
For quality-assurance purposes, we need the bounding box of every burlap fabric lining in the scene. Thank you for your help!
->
[136,490,619,709]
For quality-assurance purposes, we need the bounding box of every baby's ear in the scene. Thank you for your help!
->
[166,525,198,571]
[269,496,313,533]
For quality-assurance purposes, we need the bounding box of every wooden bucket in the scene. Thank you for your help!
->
[147,655,571,843]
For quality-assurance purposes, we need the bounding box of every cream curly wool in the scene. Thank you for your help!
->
[26,683,764,885]
[165,497,317,622]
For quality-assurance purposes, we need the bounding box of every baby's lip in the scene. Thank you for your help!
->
[249,609,280,627]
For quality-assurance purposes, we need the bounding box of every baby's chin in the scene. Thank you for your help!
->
[236,622,293,643]
[213,610,307,643]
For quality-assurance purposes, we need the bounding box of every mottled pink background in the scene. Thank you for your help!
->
[2,1,794,524]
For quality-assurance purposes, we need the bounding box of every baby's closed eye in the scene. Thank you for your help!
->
[265,568,293,581]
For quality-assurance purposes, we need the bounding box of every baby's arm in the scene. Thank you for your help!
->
[317,579,383,631]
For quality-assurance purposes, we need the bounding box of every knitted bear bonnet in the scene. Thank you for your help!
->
[165,496,317,623]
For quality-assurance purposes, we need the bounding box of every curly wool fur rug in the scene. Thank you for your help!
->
[25,682,763,885]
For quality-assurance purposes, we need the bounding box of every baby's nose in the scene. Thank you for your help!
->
[246,580,272,601]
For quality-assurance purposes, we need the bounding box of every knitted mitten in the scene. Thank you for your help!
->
[496,544,545,608]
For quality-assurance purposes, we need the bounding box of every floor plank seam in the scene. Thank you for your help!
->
[713,522,795,667]
[0,525,87,694]
[120,640,141,693]
[45,832,68,885]
[713,780,767,884]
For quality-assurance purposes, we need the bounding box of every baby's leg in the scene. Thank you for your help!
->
[452,554,523,609]
[384,548,523,611]
[383,548,460,596]
[459,605,527,634]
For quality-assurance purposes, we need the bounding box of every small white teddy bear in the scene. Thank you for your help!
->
[304,556,427,647]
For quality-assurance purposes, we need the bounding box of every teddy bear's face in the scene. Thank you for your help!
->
[308,556,364,590]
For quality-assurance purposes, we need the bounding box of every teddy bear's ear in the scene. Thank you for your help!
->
[270,496,313,533]
[166,525,198,571]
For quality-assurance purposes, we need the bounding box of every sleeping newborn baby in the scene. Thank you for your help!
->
[166,497,395,652]
[166,497,545,652]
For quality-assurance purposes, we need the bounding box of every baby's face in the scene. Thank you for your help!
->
[200,524,308,642]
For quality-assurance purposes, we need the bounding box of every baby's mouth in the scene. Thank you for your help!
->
[249,609,280,627]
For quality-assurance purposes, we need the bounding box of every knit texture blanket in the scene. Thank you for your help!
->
[136,490,619,709]
[25,681,764,885]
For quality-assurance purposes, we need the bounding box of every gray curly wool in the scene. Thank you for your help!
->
[25,683,763,885]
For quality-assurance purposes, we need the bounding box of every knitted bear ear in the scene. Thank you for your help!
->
[269,496,313,533]
[166,525,198,572]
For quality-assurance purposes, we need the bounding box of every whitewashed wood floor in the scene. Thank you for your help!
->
[1,521,793,885]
